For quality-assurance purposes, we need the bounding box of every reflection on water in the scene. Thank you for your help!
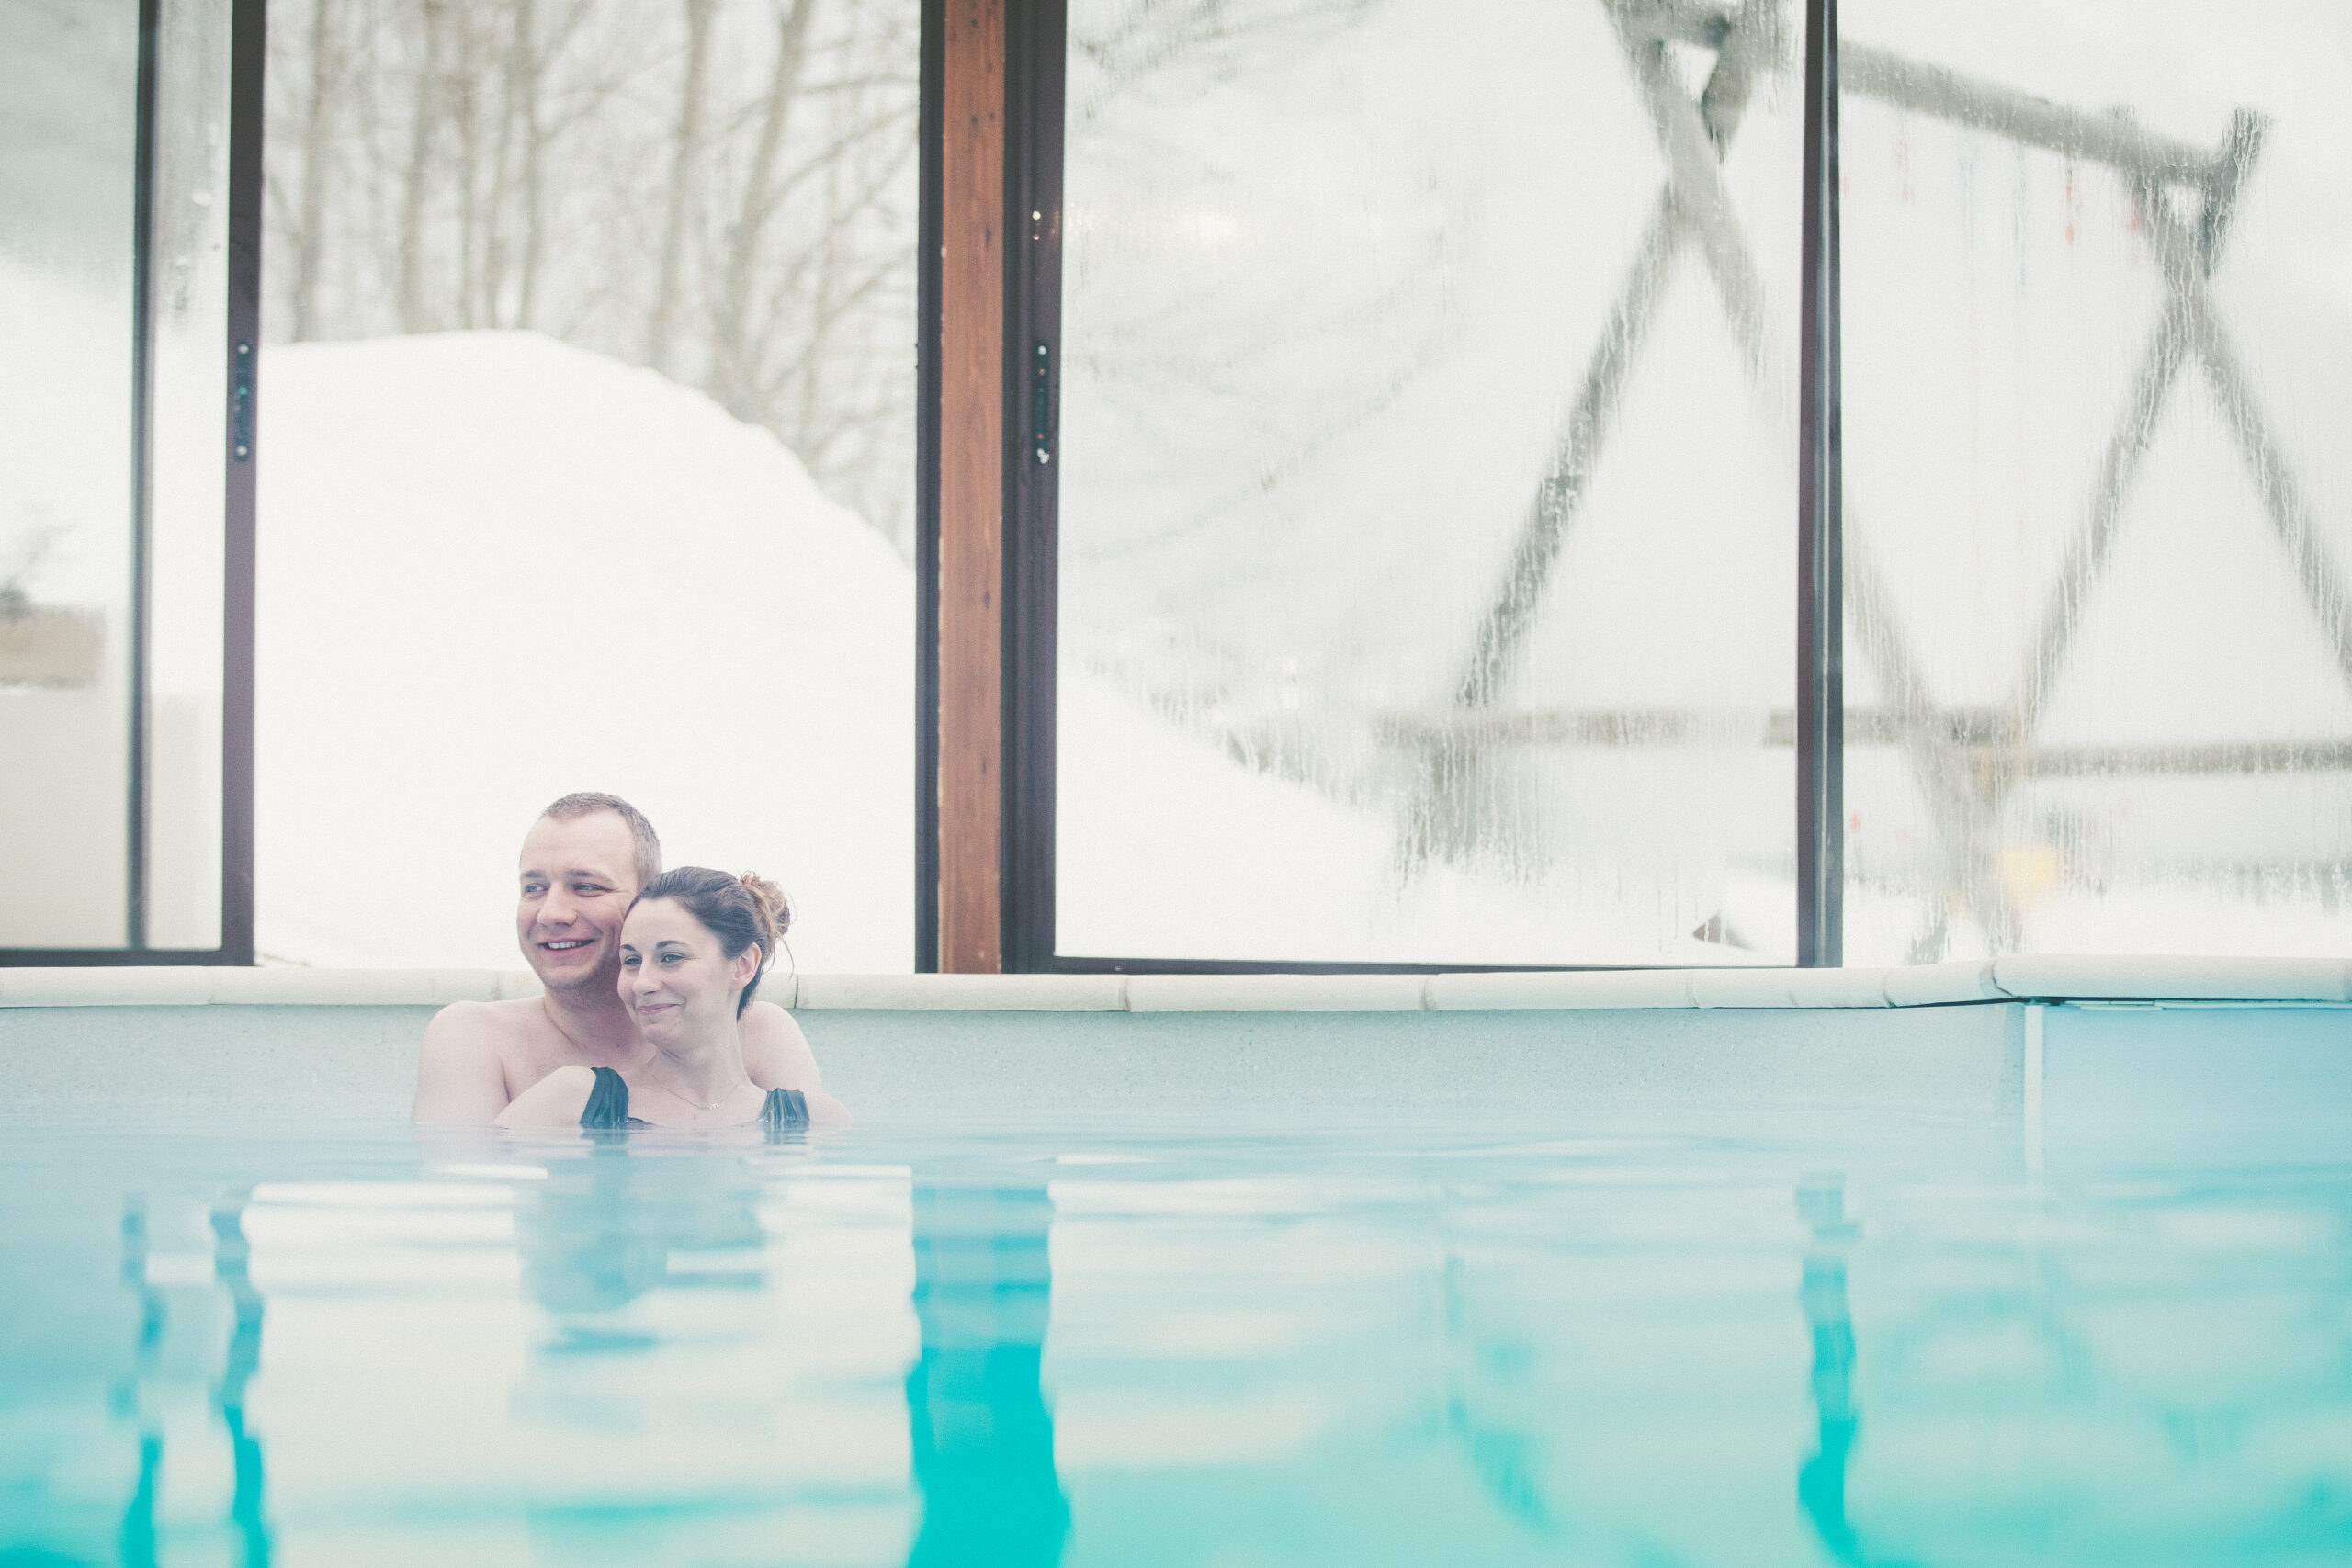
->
[509,1145,1069,1563]
[115,1195,164,1568]
[518,1140,770,1324]
[1797,1174,1870,1568]
[495,1137,912,1562]
[4,1117,2351,1566]
[211,1203,270,1561]
[904,1184,1069,1568]
[104,1190,274,1568]
[210,1198,272,1567]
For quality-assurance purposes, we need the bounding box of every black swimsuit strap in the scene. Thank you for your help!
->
[581,1066,632,1131]
[763,1088,809,1135]
[583,1068,801,1134]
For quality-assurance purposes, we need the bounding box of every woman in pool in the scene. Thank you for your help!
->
[497,867,849,1131]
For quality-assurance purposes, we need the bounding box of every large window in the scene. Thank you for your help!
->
[945,0,2352,971]
[16,2,2345,973]
[1047,0,1803,966]
[1839,0,2352,963]
[254,0,922,972]
[0,0,254,963]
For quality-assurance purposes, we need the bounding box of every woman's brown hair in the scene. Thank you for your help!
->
[631,866,792,1015]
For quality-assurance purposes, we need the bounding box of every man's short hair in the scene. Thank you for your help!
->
[539,792,662,888]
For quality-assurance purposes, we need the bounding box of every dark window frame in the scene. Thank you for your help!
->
[3,0,262,968]
[913,0,944,975]
[937,0,1846,975]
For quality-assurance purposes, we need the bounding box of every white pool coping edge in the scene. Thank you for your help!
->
[4,956,2349,1010]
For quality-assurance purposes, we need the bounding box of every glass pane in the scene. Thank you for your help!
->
[0,2,140,949]
[1057,0,1802,963]
[258,0,920,970]
[147,0,236,950]
[1841,2,2352,962]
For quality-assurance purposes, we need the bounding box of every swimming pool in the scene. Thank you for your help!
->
[2,971,2348,1564]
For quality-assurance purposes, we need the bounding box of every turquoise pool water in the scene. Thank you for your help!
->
[3,1009,2349,1566]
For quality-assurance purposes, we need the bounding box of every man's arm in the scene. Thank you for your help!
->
[413,1002,516,1124]
[740,1001,853,1126]
[495,1065,596,1129]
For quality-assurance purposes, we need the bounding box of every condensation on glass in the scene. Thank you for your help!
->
[1840,2,2352,963]
[1057,0,1803,963]
[0,0,233,953]
[147,0,237,949]
[1,5,139,944]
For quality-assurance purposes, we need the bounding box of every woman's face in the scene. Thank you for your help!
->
[616,898,759,1045]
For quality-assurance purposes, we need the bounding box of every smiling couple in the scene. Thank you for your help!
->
[412,792,850,1132]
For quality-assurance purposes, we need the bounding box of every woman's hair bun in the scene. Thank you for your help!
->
[738,871,792,942]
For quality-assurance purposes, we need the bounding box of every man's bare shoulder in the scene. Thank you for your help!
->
[496,1064,599,1129]
[740,1000,823,1089]
[416,998,552,1123]
[743,998,802,1032]
[423,996,550,1053]
[740,999,811,1052]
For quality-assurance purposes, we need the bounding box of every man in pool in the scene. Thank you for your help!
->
[412,792,847,1124]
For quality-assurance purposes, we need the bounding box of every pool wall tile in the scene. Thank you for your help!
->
[210,968,518,1005]
[790,1005,2030,1123]
[1124,975,1430,1011]
[1882,961,2007,1007]
[1687,970,1804,1007]
[1991,954,2352,1003]
[0,968,218,1006]
[7,961,2348,1013]
[1427,971,1697,1010]
[1781,967,1897,1007]
[0,995,2138,1128]
[794,973,1131,1010]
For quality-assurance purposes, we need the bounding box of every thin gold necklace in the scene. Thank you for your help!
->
[650,1067,748,1112]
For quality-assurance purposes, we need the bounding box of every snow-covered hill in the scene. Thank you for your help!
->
[259,332,916,970]
[257,331,1737,970]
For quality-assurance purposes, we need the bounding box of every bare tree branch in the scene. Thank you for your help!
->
[647,0,716,371]
[710,0,818,419]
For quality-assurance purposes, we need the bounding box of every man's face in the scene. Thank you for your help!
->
[516,812,641,994]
